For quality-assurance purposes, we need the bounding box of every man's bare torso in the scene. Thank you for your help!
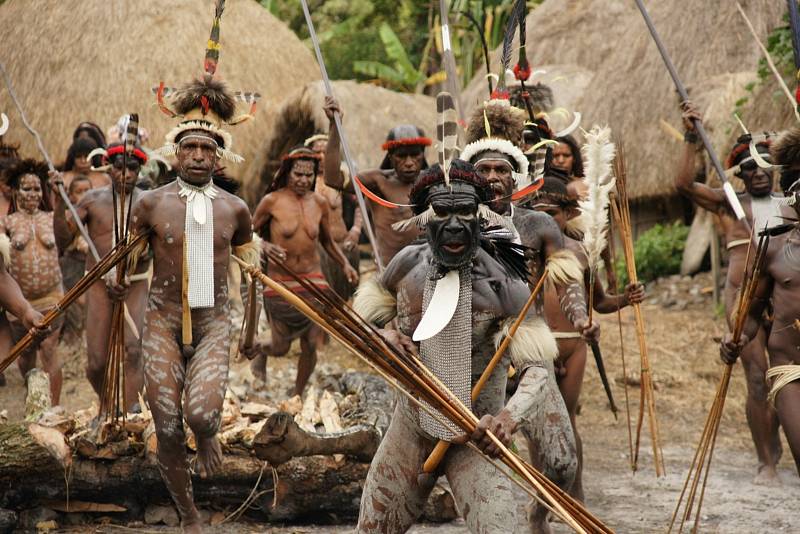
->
[133,181,249,306]
[762,231,800,366]
[361,169,420,265]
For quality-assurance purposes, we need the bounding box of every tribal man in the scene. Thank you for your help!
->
[0,160,63,403]
[677,102,787,483]
[531,175,644,500]
[53,143,151,411]
[249,146,358,395]
[324,98,431,266]
[57,174,91,346]
[131,76,255,532]
[721,126,800,476]
[305,114,363,301]
[354,160,573,533]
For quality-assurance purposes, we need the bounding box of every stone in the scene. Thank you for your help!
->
[144,504,179,527]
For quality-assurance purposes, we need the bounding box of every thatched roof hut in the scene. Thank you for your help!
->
[0,0,318,193]
[463,0,785,208]
[249,80,437,201]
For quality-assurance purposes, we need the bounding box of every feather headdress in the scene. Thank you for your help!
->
[152,0,259,164]
[578,126,616,272]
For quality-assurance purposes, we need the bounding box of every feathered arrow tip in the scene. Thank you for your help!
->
[204,0,226,76]
[578,126,616,271]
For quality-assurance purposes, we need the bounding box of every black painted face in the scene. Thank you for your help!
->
[425,182,480,269]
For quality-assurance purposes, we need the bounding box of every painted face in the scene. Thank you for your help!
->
[474,150,515,201]
[287,159,315,196]
[16,174,42,213]
[551,142,574,174]
[425,182,481,269]
[109,155,141,191]
[68,180,91,204]
[390,146,425,183]
[176,134,219,184]
[736,152,773,198]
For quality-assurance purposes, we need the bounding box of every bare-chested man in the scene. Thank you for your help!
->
[249,146,358,395]
[324,99,430,266]
[722,126,800,476]
[677,102,788,482]
[57,175,91,345]
[459,104,602,501]
[305,124,363,300]
[531,175,644,500]
[353,160,571,533]
[53,144,151,411]
[131,77,254,532]
[0,159,63,403]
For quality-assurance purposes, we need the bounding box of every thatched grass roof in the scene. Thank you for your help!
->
[463,0,785,200]
[249,80,437,202]
[0,0,318,191]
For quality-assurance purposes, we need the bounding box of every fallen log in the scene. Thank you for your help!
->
[0,371,455,529]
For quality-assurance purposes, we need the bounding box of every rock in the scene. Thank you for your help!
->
[17,507,57,529]
[422,484,458,523]
[144,504,179,527]
[0,509,17,534]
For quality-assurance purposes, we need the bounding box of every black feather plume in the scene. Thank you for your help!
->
[493,0,526,97]
[480,231,531,281]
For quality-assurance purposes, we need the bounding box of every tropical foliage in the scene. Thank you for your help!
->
[258,0,543,93]
[615,222,690,285]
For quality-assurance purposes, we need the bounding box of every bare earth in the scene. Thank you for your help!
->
[1,282,798,533]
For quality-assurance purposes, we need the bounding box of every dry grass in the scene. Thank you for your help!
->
[0,0,318,202]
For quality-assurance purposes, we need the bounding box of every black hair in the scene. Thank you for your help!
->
[409,159,492,214]
[555,135,584,178]
[63,137,99,171]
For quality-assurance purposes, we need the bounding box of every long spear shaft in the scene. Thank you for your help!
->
[632,0,750,229]
[0,62,101,262]
[439,0,465,124]
[299,0,385,272]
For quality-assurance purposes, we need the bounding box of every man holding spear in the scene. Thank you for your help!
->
[324,99,431,267]
[675,103,788,483]
[53,143,151,412]
[721,126,800,477]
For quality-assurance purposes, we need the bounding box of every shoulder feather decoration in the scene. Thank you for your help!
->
[578,126,616,271]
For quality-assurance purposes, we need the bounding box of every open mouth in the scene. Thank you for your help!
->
[442,243,466,254]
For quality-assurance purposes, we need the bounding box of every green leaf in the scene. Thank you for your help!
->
[378,23,417,80]
[353,61,406,86]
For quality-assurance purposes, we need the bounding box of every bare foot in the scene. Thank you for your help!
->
[753,464,781,486]
[195,435,223,479]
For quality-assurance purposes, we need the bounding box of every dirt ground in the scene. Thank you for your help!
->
[1,275,798,533]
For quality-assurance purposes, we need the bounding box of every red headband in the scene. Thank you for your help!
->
[106,145,148,164]
[381,137,432,151]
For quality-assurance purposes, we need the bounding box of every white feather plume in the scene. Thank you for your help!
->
[578,126,616,271]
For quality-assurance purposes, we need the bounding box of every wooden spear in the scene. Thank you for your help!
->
[299,0,385,272]
[632,0,751,231]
